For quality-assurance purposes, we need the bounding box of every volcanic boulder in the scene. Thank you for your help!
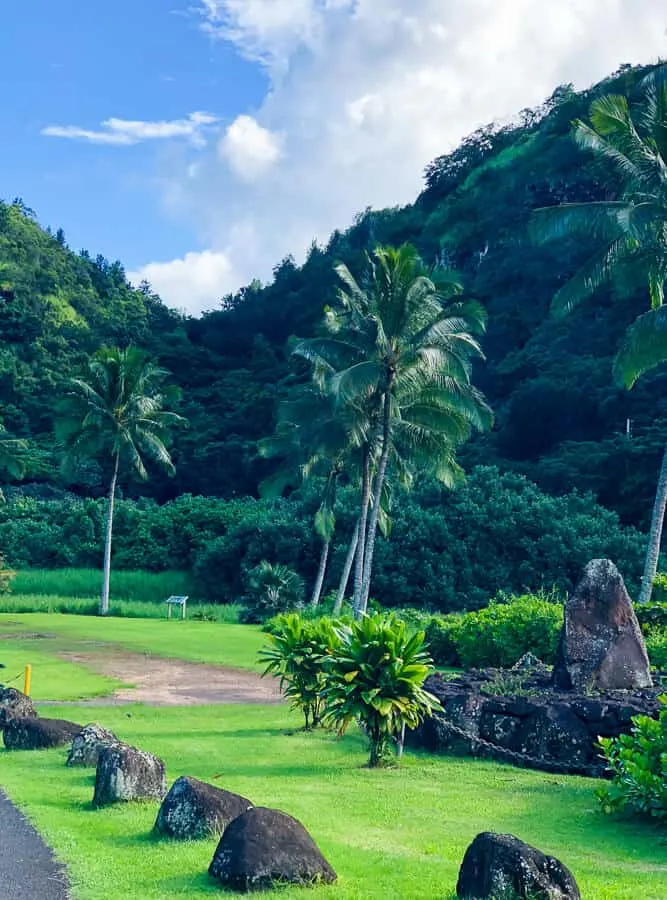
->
[456,832,580,899]
[0,687,36,727]
[67,723,120,767]
[93,744,166,808]
[553,559,652,692]
[155,775,253,840]
[3,717,81,750]
[208,806,336,891]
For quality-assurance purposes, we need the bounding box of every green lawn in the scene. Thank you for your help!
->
[1,610,665,899]
[0,638,123,700]
[0,612,266,672]
[2,703,665,900]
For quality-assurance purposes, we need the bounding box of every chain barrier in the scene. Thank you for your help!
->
[435,716,600,777]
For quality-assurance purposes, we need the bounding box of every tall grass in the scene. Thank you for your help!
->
[0,593,242,622]
[1,568,242,622]
[11,568,196,602]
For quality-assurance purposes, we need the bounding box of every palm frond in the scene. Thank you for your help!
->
[613,306,667,388]
[551,237,633,316]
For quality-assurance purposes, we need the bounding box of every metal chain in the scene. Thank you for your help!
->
[434,716,600,777]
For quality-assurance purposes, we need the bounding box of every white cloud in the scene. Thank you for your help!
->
[196,0,328,69]
[42,112,219,147]
[128,250,238,314]
[219,115,283,181]
[142,0,667,313]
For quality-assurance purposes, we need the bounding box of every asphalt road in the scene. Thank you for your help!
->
[0,789,69,900]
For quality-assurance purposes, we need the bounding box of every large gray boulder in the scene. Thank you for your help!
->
[3,717,81,750]
[553,559,652,692]
[0,687,36,727]
[93,744,166,808]
[67,723,120,767]
[209,807,336,891]
[457,832,580,899]
[155,775,253,840]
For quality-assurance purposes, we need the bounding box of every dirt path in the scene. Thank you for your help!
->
[58,649,282,706]
[0,790,69,900]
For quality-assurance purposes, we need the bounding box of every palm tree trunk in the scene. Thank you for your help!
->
[353,450,372,617]
[333,519,360,615]
[359,393,392,613]
[639,441,667,604]
[100,453,119,616]
[310,539,330,608]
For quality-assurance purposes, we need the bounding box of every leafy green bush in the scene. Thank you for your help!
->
[453,593,563,668]
[646,628,667,670]
[636,595,667,630]
[0,466,647,615]
[241,561,304,624]
[0,553,14,593]
[258,614,339,728]
[323,614,440,767]
[424,615,463,667]
[650,573,667,606]
[596,697,667,821]
[369,467,646,611]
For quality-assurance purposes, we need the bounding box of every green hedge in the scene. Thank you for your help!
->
[423,595,667,670]
[0,466,649,613]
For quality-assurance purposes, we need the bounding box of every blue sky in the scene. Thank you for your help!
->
[1,1,265,264]
[1,1,666,314]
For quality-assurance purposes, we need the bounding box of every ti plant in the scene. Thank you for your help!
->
[258,614,339,730]
[323,614,441,767]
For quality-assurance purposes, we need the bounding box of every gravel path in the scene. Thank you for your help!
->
[0,789,69,900]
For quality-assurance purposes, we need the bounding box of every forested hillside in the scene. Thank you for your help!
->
[1,62,666,531]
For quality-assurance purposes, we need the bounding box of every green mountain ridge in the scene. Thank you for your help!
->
[1,62,666,530]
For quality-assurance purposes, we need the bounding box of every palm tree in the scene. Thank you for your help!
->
[296,244,492,615]
[532,67,667,602]
[58,347,185,615]
[259,384,379,610]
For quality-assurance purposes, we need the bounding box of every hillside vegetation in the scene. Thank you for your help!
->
[2,63,667,606]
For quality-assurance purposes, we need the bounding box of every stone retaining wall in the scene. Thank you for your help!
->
[409,669,663,776]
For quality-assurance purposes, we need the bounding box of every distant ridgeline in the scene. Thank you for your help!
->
[1,62,666,532]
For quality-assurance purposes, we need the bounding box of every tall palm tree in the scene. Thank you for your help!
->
[533,67,667,602]
[296,244,492,615]
[259,384,382,610]
[58,347,185,615]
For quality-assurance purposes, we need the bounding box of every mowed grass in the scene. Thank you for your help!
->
[0,612,267,671]
[0,639,124,700]
[1,703,665,900]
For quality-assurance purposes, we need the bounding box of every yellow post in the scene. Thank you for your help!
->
[23,664,32,697]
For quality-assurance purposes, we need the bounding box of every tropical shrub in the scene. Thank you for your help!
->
[453,593,563,668]
[424,615,463,667]
[323,614,440,767]
[0,465,647,614]
[258,614,339,729]
[646,628,667,670]
[241,561,305,624]
[637,592,667,629]
[0,553,15,593]
[596,697,667,821]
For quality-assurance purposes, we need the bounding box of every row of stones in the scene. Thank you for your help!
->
[2,701,582,899]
